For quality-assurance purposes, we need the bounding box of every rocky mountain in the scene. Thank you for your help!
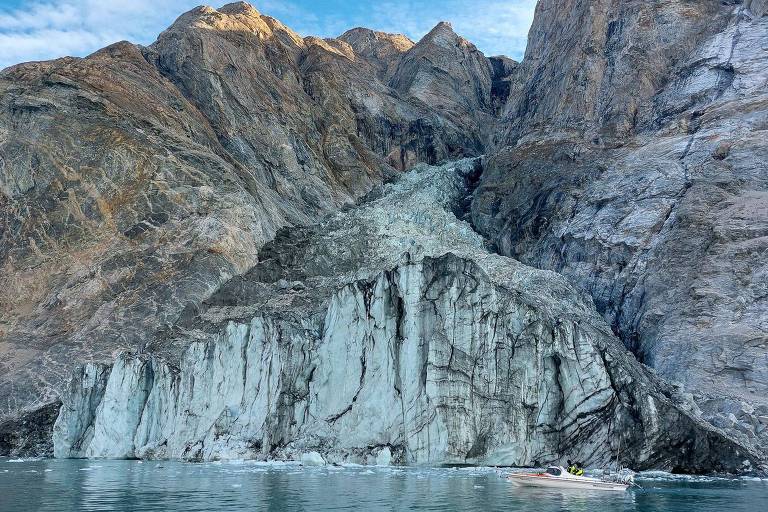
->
[1,1,767,473]
[337,28,414,80]
[389,22,497,147]
[472,0,768,458]
[0,1,500,441]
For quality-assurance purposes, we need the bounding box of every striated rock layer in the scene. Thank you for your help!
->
[53,161,762,472]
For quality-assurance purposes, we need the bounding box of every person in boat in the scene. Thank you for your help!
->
[567,460,585,476]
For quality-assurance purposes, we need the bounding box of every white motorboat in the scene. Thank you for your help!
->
[507,466,631,492]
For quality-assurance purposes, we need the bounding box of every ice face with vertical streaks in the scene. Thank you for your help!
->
[53,160,764,473]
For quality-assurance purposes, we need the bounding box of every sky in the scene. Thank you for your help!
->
[0,0,536,70]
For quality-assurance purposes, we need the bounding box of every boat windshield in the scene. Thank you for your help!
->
[545,467,562,476]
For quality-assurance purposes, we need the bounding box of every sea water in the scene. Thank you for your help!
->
[1,457,766,511]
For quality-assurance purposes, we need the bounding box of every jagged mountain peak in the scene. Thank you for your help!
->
[429,20,454,32]
[416,20,471,49]
[339,27,414,52]
[218,1,260,16]
[162,1,303,47]
[87,40,143,60]
[423,20,455,36]
[337,27,414,79]
[302,36,355,61]
[488,54,518,70]
[388,19,493,133]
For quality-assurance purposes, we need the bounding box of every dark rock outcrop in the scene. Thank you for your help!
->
[0,402,60,457]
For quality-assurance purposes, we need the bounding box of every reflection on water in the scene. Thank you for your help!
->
[0,458,766,512]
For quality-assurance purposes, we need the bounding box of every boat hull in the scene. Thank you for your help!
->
[507,474,629,492]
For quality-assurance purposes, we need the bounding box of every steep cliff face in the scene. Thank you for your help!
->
[473,1,768,455]
[53,161,762,472]
[0,2,502,430]
[499,0,736,142]
[0,38,289,423]
[145,2,384,197]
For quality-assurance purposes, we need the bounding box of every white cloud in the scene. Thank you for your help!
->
[455,1,537,58]
[0,29,107,65]
[0,0,202,69]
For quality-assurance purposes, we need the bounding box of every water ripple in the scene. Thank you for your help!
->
[1,458,766,512]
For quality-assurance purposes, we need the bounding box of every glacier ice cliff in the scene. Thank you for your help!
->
[53,160,764,472]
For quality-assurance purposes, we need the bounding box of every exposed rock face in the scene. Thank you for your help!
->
[53,161,762,472]
[0,2,501,434]
[338,28,414,80]
[0,402,60,457]
[498,0,735,142]
[472,1,768,458]
[1,38,286,424]
[390,22,495,147]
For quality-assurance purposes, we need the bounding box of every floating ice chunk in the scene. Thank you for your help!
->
[300,452,326,466]
[376,447,392,466]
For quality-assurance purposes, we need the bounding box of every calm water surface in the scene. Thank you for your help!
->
[1,457,766,511]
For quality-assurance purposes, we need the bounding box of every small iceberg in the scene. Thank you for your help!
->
[299,452,326,467]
